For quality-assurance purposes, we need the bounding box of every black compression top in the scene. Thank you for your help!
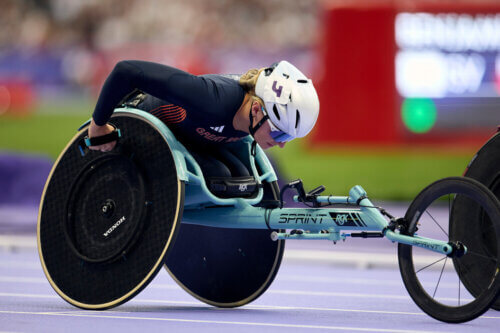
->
[92,60,249,146]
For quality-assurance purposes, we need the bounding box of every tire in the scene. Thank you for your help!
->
[461,131,500,310]
[398,177,500,323]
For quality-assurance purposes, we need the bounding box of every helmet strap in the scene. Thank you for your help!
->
[248,109,269,136]
[248,104,269,157]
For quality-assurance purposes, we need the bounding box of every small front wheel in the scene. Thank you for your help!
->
[398,177,500,323]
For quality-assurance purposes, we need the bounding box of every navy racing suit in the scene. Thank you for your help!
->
[92,60,252,178]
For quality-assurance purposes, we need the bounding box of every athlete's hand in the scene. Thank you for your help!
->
[88,119,117,152]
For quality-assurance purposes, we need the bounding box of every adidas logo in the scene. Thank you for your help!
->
[210,125,225,133]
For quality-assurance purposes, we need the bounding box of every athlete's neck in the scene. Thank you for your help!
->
[232,93,252,133]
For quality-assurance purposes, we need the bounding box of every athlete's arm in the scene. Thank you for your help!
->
[89,60,215,151]
[92,60,216,125]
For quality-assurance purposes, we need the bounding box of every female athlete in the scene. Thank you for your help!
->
[88,60,320,178]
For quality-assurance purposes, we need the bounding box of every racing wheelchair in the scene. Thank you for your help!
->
[38,108,500,323]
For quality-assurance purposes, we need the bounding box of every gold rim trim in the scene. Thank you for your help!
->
[38,114,182,309]
[164,239,284,308]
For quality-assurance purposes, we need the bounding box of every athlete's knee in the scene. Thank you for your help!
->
[205,159,231,178]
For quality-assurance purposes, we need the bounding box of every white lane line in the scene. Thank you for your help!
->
[0,235,36,249]
[0,310,446,333]
[1,293,499,319]
[0,277,45,283]
[267,289,476,303]
[150,284,412,300]
[1,277,409,300]
[268,289,405,300]
[284,250,455,270]
[0,279,471,302]
[0,275,465,291]
[278,275,459,289]
[130,299,427,316]
[0,262,40,270]
[0,293,57,299]
[148,284,413,300]
[279,275,402,285]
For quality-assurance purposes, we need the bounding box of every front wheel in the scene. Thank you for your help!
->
[398,177,500,323]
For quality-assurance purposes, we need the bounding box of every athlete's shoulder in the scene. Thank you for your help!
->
[200,74,242,85]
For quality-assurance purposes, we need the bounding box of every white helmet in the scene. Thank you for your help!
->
[255,60,320,140]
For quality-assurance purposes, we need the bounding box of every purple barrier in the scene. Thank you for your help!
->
[0,152,53,205]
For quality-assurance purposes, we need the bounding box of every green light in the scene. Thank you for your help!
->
[401,98,436,134]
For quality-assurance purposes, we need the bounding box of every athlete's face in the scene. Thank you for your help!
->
[250,101,286,150]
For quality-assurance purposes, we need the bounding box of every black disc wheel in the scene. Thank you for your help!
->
[398,177,500,323]
[461,131,500,310]
[165,180,285,308]
[38,112,184,309]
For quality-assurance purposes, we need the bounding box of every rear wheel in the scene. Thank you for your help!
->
[164,180,285,307]
[398,177,500,323]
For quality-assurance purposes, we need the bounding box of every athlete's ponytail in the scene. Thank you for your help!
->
[239,68,265,106]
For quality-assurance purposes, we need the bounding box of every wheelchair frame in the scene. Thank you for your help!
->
[106,108,453,257]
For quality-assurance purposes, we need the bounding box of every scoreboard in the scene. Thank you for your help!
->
[396,12,500,135]
[313,1,500,146]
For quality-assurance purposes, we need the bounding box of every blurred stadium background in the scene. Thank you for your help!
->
[1,0,499,230]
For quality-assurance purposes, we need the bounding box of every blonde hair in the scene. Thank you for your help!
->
[239,68,265,107]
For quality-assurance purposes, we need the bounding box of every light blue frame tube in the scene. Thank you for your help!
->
[183,186,454,256]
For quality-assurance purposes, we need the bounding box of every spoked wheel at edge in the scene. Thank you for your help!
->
[398,177,500,323]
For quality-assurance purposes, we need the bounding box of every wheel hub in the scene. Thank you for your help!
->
[448,241,466,258]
